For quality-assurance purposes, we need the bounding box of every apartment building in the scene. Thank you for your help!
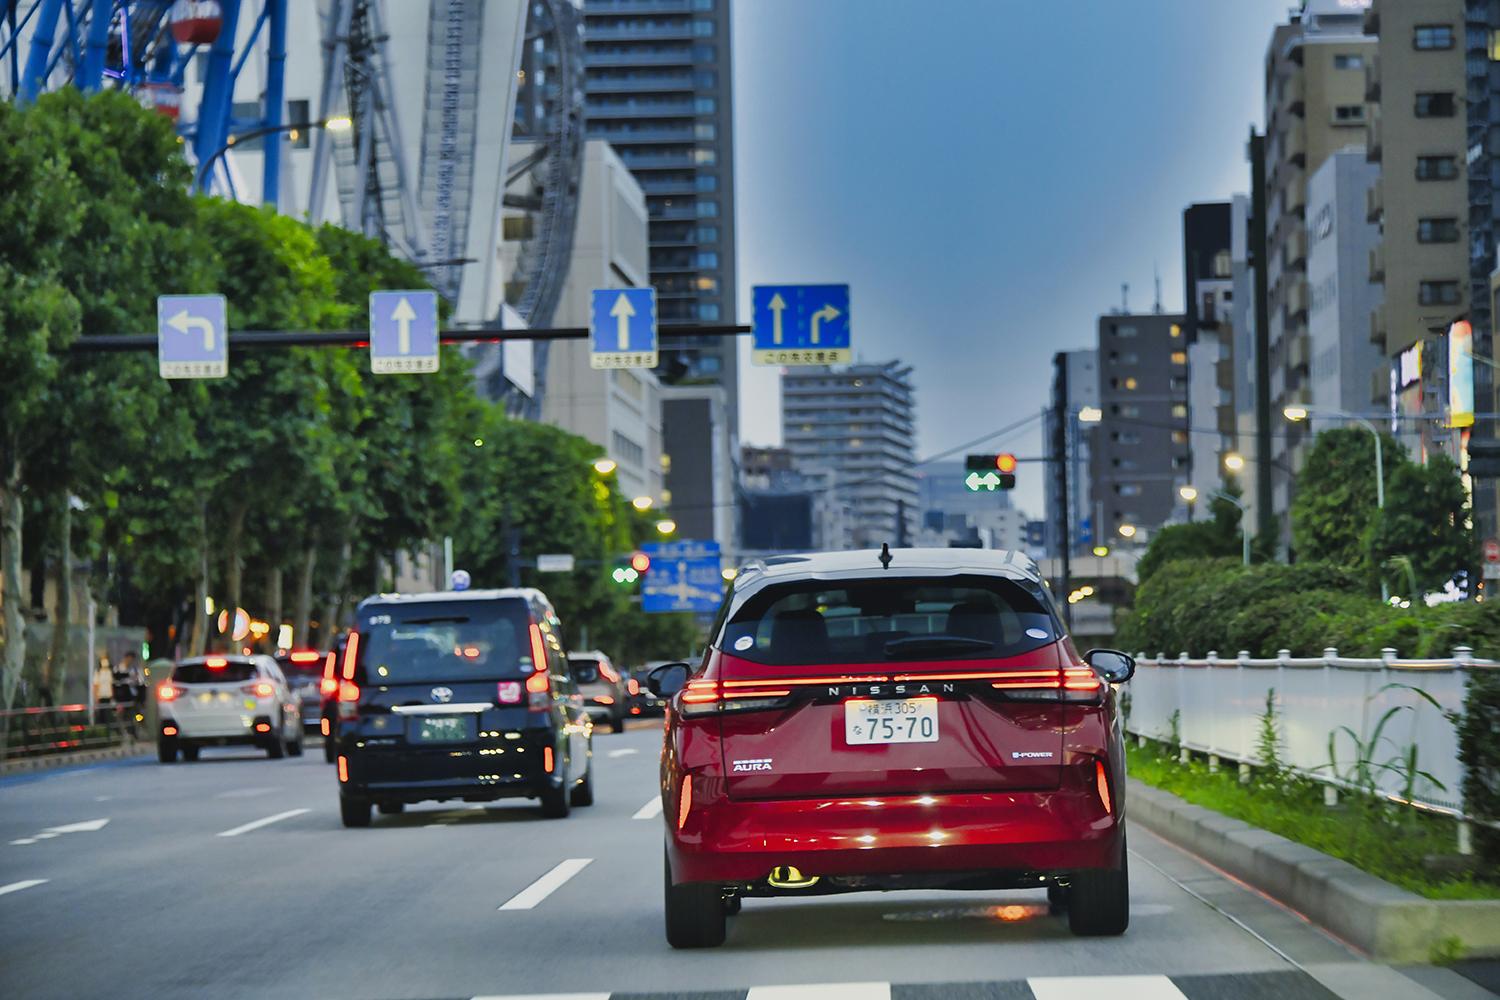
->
[1464,0,1500,538]
[1090,313,1191,546]
[1264,1,1374,525]
[1182,203,1237,507]
[1367,0,1469,459]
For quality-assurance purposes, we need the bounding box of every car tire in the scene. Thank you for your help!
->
[722,894,742,916]
[377,802,404,815]
[157,737,178,763]
[340,795,372,828]
[1067,840,1129,937]
[1047,883,1070,915]
[540,779,571,819]
[323,730,337,764]
[610,716,625,734]
[267,730,286,759]
[288,730,304,757]
[570,763,595,807]
[180,744,200,762]
[664,847,726,948]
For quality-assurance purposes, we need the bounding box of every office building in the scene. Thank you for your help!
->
[1044,351,1099,558]
[915,461,1017,549]
[739,447,853,555]
[527,140,665,505]
[661,384,734,550]
[782,362,918,547]
[1264,1,1374,528]
[1464,0,1500,539]
[1182,203,1237,508]
[1091,314,1190,545]
[1306,149,1385,416]
[582,0,738,413]
[1367,0,1469,460]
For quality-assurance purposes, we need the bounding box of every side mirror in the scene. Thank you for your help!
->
[1085,648,1136,684]
[573,663,599,685]
[647,662,691,698]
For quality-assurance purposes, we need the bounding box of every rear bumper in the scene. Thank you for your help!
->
[161,711,274,742]
[339,746,556,803]
[668,782,1123,885]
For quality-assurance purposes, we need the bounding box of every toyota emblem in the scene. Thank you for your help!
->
[430,686,454,704]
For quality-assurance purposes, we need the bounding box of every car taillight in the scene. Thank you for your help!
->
[1096,759,1112,814]
[677,775,692,829]
[320,718,331,736]
[627,678,640,696]
[205,657,227,668]
[679,678,720,716]
[337,680,360,720]
[600,662,621,684]
[543,746,554,773]
[680,678,791,716]
[157,683,182,702]
[319,677,339,697]
[988,667,1105,703]
[527,623,550,711]
[593,695,615,705]
[341,631,360,680]
[242,682,275,698]
[289,651,320,664]
[497,681,523,705]
[337,756,349,782]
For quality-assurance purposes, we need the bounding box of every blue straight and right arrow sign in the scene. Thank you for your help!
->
[751,284,851,366]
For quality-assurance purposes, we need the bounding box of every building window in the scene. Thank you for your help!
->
[694,174,718,192]
[693,148,717,165]
[695,225,719,243]
[692,19,714,37]
[611,431,645,468]
[694,122,717,140]
[1172,430,1189,445]
[1115,484,1142,497]
[697,302,721,321]
[1108,351,1138,364]
[1491,29,1500,60]
[1333,104,1365,124]
[694,96,716,114]
[1171,403,1188,419]
[1419,280,1462,305]
[692,44,716,61]
[1114,324,1138,338]
[1413,24,1455,50]
[693,0,714,10]
[1112,432,1141,444]
[287,99,311,148]
[1212,249,1232,278]
[1416,155,1459,180]
[695,276,719,292]
[1414,92,1457,117]
[1333,53,1364,70]
[1170,323,1182,338]
[694,251,719,268]
[695,199,719,218]
[1418,217,1460,243]
[503,215,534,241]
[230,101,264,148]
[694,70,718,88]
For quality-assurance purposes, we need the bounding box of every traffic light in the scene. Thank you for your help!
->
[611,565,639,585]
[963,454,1017,491]
[630,551,651,574]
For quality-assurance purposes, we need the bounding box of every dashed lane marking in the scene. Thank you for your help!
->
[216,808,310,838]
[1028,975,1189,1000]
[0,879,48,897]
[747,985,891,1000]
[607,748,638,758]
[632,796,663,820]
[498,858,592,911]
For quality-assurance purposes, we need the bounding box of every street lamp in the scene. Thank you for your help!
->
[1092,545,1109,557]
[1118,523,1137,540]
[631,496,654,511]
[195,115,353,193]
[1223,452,1247,473]
[1078,406,1103,424]
[1283,404,1387,599]
[654,518,677,535]
[592,458,617,476]
[1204,489,1251,567]
[1178,484,1199,522]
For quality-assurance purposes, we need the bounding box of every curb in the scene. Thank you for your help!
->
[1,742,153,776]
[1127,779,1500,962]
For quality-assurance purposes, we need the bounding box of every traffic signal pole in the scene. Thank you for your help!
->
[1052,357,1071,626]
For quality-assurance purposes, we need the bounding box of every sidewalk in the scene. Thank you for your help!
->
[1,740,152,776]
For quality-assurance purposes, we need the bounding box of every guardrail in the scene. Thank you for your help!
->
[1124,647,1489,818]
[0,703,147,760]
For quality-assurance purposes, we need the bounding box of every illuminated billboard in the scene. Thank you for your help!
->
[1450,320,1474,428]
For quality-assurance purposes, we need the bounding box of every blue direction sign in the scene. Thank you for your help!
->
[369,290,439,374]
[642,540,723,614]
[157,294,227,380]
[590,287,658,370]
[751,284,851,366]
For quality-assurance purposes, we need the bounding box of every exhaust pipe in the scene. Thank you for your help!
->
[767,865,820,889]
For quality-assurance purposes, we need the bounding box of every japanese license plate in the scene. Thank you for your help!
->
[844,697,939,745]
[411,715,472,743]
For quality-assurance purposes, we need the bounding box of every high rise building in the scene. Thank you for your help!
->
[1044,351,1099,558]
[1263,1,1374,535]
[1464,0,1500,539]
[1366,0,1469,460]
[1091,314,1190,546]
[1182,203,1237,506]
[581,0,738,414]
[781,362,918,547]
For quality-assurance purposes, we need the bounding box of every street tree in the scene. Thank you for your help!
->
[1370,453,1475,596]
[1290,427,1407,582]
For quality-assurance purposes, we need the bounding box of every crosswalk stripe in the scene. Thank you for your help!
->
[632,796,664,819]
[498,858,593,911]
[747,984,891,1000]
[1028,975,1189,1000]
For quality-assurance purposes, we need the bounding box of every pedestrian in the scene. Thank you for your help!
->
[93,655,114,726]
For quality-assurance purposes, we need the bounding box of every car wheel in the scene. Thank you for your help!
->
[722,893,742,916]
[570,763,595,807]
[323,731,337,764]
[180,744,200,762]
[340,795,372,828]
[157,737,178,763]
[288,731,304,757]
[377,802,404,815]
[1067,839,1129,937]
[1047,883,1070,915]
[539,779,571,819]
[664,847,726,948]
[610,715,625,734]
[267,734,286,759]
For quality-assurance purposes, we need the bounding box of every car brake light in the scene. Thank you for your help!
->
[242,682,275,698]
[337,680,360,720]
[157,683,181,702]
[337,756,348,782]
[205,657,227,668]
[543,746,554,772]
[254,722,271,733]
[320,718,331,736]
[319,677,339,697]
[627,678,640,696]
[599,662,621,684]
[289,651,320,664]
[1096,759,1112,814]
[527,624,551,711]
[342,631,360,680]
[593,695,615,705]
[677,775,692,829]
[162,725,178,736]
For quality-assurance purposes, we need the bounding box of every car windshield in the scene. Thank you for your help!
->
[172,662,257,684]
[720,576,1059,666]
[357,600,530,683]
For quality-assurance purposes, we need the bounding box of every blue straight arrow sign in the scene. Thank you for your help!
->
[369,290,439,374]
[590,287,657,370]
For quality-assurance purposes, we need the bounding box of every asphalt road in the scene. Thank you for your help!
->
[1,723,1495,1000]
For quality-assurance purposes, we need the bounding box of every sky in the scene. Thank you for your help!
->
[730,0,1293,515]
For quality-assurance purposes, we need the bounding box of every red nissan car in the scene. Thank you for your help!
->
[648,548,1135,948]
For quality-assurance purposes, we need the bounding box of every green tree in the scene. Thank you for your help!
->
[1291,428,1407,576]
[1371,453,1475,596]
[1136,491,1244,583]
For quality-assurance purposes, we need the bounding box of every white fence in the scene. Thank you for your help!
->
[1123,647,1492,815]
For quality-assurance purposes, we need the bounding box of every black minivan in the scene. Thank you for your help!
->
[333,589,594,827]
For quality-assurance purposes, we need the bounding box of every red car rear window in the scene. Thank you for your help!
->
[720,576,1058,667]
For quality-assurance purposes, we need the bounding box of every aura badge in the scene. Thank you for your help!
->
[731,757,773,773]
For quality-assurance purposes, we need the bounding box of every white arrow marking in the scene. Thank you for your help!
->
[390,296,417,356]
[609,292,636,351]
[810,303,841,345]
[44,818,109,834]
[167,309,217,352]
[769,292,787,344]
[0,880,48,897]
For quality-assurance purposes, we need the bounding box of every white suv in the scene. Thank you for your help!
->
[157,655,303,762]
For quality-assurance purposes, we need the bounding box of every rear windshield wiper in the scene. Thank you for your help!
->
[883,635,995,659]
